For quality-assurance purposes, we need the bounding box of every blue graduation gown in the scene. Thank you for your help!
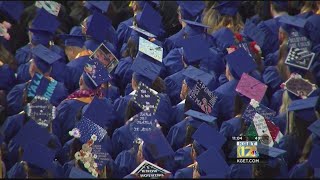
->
[114,149,138,178]
[6,80,69,116]
[116,17,133,51]
[173,146,193,171]
[164,69,185,106]
[269,89,284,114]
[219,117,242,139]
[262,66,283,98]
[278,134,302,170]
[103,85,120,104]
[0,64,16,92]
[163,28,185,55]
[270,113,286,135]
[228,164,253,178]
[52,98,90,145]
[112,56,134,94]
[199,47,225,77]
[174,166,193,178]
[1,113,25,144]
[288,161,309,178]
[171,100,186,125]
[111,124,135,158]
[162,48,184,77]
[14,43,32,66]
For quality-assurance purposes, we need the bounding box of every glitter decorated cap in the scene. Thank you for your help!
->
[82,58,110,90]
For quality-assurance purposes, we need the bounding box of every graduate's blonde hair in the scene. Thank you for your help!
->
[203,2,244,34]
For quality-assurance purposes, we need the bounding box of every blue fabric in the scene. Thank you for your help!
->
[16,62,31,84]
[114,149,138,178]
[113,56,134,94]
[278,135,302,170]
[288,160,309,178]
[113,94,135,128]
[262,66,283,99]
[163,28,185,55]
[219,117,242,139]
[271,113,287,135]
[111,123,135,158]
[164,69,185,106]
[171,101,186,125]
[14,44,33,66]
[263,50,280,67]
[166,118,189,151]
[228,164,252,178]
[0,64,16,92]
[269,89,284,114]
[116,18,133,50]
[174,146,193,171]
[1,113,25,144]
[200,48,225,77]
[103,85,120,104]
[174,166,193,178]
[162,48,184,77]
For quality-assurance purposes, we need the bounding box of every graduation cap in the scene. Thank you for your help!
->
[86,11,111,43]
[285,47,315,71]
[30,8,60,33]
[131,54,161,86]
[225,47,257,80]
[182,19,209,33]
[69,167,95,179]
[177,1,205,21]
[35,1,61,17]
[22,142,55,171]
[132,82,160,114]
[288,96,320,122]
[31,44,61,73]
[27,72,57,99]
[243,19,265,48]
[212,1,241,16]
[308,145,320,169]
[196,146,230,177]
[185,110,217,125]
[211,27,236,50]
[73,117,108,144]
[129,25,157,38]
[279,15,307,35]
[138,36,163,62]
[0,1,24,23]
[58,27,86,48]
[256,143,286,167]
[12,120,51,149]
[89,42,119,73]
[84,1,110,13]
[82,58,110,90]
[236,73,268,102]
[128,111,159,139]
[283,73,317,99]
[308,120,320,138]
[136,2,163,37]
[130,160,171,178]
[177,34,211,65]
[192,123,226,150]
[140,129,174,161]
[182,65,214,89]
[25,96,56,128]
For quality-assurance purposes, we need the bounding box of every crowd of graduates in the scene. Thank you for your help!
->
[0,0,319,178]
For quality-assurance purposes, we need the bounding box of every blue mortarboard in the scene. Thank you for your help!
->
[86,11,111,42]
[308,145,320,169]
[271,1,288,10]
[84,39,100,52]
[257,143,286,167]
[196,146,230,177]
[288,96,320,122]
[82,58,110,90]
[185,110,217,124]
[132,83,160,114]
[58,26,86,48]
[69,167,95,179]
[30,8,60,34]
[131,54,161,84]
[177,34,211,65]
[84,1,110,13]
[140,129,174,161]
[0,1,24,22]
[177,1,205,21]
[212,1,241,16]
[279,15,307,35]
[136,2,163,37]
[182,19,209,34]
[74,117,108,144]
[211,27,235,50]
[308,120,320,138]
[243,19,265,47]
[22,142,55,170]
[225,47,257,80]
[12,120,51,149]
[182,65,214,89]
[82,96,113,128]
[192,123,226,150]
[31,44,61,73]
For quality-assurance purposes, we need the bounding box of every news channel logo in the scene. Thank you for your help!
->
[237,141,259,158]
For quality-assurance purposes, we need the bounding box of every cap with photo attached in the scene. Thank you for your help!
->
[29,8,60,45]
[225,47,257,80]
[196,146,230,178]
[177,34,211,66]
[0,1,24,23]
[82,58,110,90]
[257,143,286,167]
[22,142,55,171]
[140,129,174,162]
[59,27,86,48]
[86,11,112,43]
[131,54,162,87]
[182,65,215,90]
[287,96,320,122]
[84,1,110,14]
[177,1,205,21]
[31,44,61,73]
[212,1,241,16]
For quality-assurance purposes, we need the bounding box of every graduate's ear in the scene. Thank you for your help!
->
[278,28,286,44]
[28,60,36,78]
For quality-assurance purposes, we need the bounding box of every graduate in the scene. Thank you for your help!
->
[0,59,16,93]
[6,44,68,116]
[52,58,111,145]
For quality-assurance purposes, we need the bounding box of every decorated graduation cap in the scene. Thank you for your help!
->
[140,128,174,162]
[135,2,163,37]
[82,58,110,90]
[132,82,160,114]
[27,72,58,100]
[285,47,315,71]
[131,54,161,86]
[35,1,61,17]
[130,160,171,178]
[22,142,55,171]
[278,15,309,38]
[177,34,211,65]
[84,1,110,14]
[282,73,318,99]
[196,146,230,177]
[69,167,95,179]
[192,123,226,150]
[288,96,320,122]
[89,42,119,73]
[177,1,205,21]
[59,27,86,48]
[212,1,241,16]
[225,47,257,80]
[31,44,61,73]
[257,143,287,167]
[86,11,112,43]
[25,96,56,128]
[0,1,24,23]
[182,65,214,89]
[308,120,320,138]
[185,110,217,125]
[128,111,160,139]
[236,73,268,102]
[138,36,163,62]
[12,120,51,149]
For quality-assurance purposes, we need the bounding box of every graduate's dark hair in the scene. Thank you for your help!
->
[151,77,166,94]
[183,95,194,118]
[0,43,17,71]
[122,36,138,59]
[270,1,289,13]
[124,99,142,123]
[298,135,317,177]
[70,138,83,162]
[184,121,197,147]
[252,160,281,178]
[255,1,272,21]
[158,1,182,38]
